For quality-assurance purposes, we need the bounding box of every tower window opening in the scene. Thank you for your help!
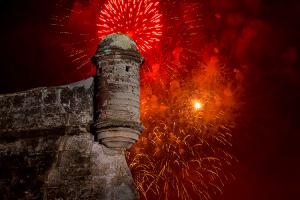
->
[126,66,130,72]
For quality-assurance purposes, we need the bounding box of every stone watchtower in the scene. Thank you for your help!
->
[0,34,143,199]
[93,33,144,150]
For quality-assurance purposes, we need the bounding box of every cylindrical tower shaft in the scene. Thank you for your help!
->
[92,33,144,149]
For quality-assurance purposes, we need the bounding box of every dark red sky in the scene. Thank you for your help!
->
[0,0,299,199]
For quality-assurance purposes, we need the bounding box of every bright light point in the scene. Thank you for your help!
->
[194,101,203,110]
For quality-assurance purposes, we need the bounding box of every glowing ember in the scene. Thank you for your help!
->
[194,101,203,110]
[97,0,163,52]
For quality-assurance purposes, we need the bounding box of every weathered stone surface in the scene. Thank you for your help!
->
[0,132,137,200]
[44,134,137,200]
[93,33,144,149]
[97,33,138,51]
[0,76,138,199]
[0,77,94,137]
[0,135,60,200]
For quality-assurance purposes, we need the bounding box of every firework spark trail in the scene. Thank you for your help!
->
[50,0,102,75]
[127,58,237,199]
[97,0,162,52]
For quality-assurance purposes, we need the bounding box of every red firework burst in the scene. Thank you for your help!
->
[97,0,162,52]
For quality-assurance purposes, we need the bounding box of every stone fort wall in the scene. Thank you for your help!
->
[0,78,137,200]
